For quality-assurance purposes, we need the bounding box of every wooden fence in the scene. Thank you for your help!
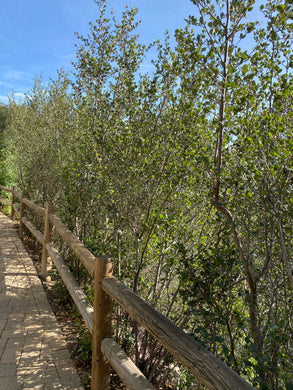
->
[0,184,255,390]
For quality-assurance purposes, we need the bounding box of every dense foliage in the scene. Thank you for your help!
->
[0,104,11,185]
[2,0,293,388]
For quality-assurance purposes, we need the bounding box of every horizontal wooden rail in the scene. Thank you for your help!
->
[0,184,12,193]
[22,197,45,217]
[12,188,22,200]
[46,242,94,333]
[21,217,44,244]
[101,338,155,390]
[49,213,95,277]
[102,277,255,390]
[0,185,255,390]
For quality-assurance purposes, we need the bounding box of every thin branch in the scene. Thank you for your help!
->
[278,215,293,291]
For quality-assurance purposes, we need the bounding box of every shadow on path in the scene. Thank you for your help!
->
[0,212,83,390]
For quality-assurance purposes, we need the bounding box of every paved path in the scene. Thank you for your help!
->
[0,213,84,390]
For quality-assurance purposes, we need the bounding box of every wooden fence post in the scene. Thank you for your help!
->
[41,204,54,280]
[11,186,15,220]
[91,256,113,390]
[19,195,26,240]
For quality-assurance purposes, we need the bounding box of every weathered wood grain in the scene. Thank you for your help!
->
[49,213,95,277]
[0,184,12,193]
[21,197,45,216]
[46,242,94,333]
[12,188,22,199]
[21,217,43,244]
[91,257,113,390]
[41,205,54,279]
[102,277,255,390]
[101,338,155,390]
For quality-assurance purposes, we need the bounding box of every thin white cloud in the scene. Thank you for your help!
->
[54,53,75,61]
[3,70,31,82]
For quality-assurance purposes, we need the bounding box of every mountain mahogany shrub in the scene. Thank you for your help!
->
[6,73,75,206]
[70,0,212,298]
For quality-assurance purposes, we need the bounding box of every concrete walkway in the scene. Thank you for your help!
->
[0,213,84,390]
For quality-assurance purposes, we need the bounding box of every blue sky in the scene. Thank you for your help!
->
[0,0,198,104]
[0,0,264,104]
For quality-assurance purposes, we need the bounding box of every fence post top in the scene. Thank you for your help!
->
[95,255,113,263]
[94,256,113,280]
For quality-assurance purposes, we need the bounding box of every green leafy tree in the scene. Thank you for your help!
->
[176,0,293,387]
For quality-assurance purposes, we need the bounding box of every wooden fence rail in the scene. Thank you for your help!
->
[0,186,255,390]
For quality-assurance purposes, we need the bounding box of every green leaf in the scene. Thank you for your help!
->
[242,64,249,74]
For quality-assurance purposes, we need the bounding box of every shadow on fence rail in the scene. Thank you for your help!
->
[0,184,255,390]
